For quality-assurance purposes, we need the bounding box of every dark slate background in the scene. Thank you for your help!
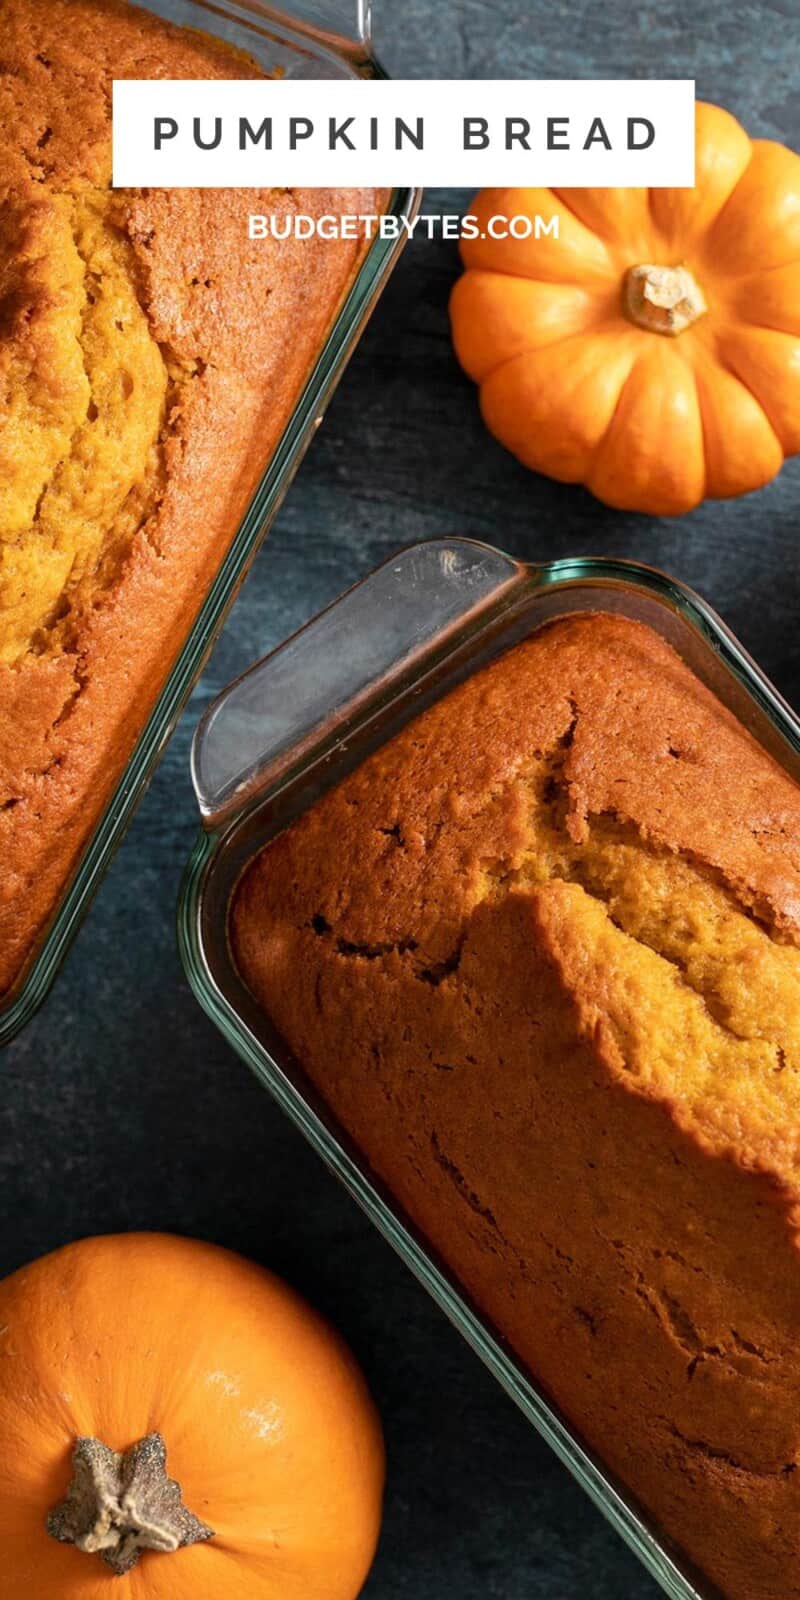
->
[4,2,800,1595]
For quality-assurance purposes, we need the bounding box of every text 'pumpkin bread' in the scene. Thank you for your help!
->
[232,613,800,1600]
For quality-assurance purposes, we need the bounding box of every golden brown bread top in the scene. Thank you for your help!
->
[232,613,800,1194]
[0,0,385,994]
[1,0,263,194]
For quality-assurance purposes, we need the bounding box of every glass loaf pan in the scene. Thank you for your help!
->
[0,0,421,1046]
[179,538,800,1600]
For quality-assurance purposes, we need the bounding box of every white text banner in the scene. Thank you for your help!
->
[113,78,695,188]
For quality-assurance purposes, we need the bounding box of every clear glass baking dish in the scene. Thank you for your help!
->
[178,537,800,1600]
[0,0,421,1047]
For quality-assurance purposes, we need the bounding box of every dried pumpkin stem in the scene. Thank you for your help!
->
[623,263,708,336]
[47,1432,214,1575]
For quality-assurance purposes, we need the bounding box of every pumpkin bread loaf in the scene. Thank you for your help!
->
[0,0,383,996]
[232,613,800,1600]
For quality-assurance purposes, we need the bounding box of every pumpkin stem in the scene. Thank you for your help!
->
[47,1432,214,1575]
[623,263,707,336]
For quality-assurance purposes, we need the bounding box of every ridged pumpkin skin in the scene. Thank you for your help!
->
[450,102,800,514]
[0,1234,384,1598]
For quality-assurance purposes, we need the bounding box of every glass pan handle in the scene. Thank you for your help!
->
[192,538,519,828]
[232,0,374,65]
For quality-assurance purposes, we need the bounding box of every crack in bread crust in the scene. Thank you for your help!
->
[1,191,170,666]
[295,719,800,1151]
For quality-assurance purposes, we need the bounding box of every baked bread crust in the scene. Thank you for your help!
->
[232,613,800,1600]
[0,0,383,994]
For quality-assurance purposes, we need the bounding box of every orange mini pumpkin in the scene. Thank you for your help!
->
[450,102,800,514]
[0,1234,384,1597]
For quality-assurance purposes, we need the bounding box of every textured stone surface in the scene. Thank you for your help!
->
[3,2,800,1596]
